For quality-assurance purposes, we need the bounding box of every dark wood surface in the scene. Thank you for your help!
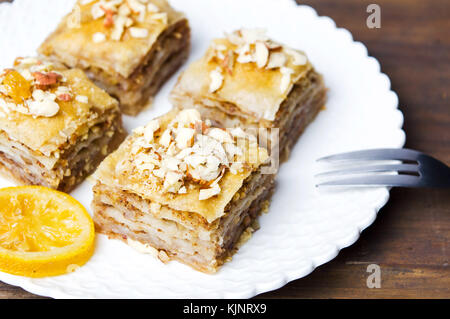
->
[0,0,449,299]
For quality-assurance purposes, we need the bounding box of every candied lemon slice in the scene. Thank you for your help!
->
[2,70,32,103]
[0,186,95,277]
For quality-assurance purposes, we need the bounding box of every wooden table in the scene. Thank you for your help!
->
[0,0,448,299]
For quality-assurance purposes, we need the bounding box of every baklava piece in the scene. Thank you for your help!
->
[171,28,327,161]
[0,57,126,192]
[92,108,273,273]
[39,0,190,115]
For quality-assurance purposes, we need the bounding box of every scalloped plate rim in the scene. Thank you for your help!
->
[0,0,405,299]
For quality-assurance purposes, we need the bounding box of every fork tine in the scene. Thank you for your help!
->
[315,163,419,178]
[317,148,421,162]
[316,175,422,188]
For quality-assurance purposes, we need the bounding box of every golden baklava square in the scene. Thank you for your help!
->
[171,29,327,161]
[39,0,190,115]
[0,57,126,192]
[92,108,274,273]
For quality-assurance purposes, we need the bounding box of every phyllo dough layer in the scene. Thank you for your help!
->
[92,108,274,272]
[171,28,327,161]
[39,0,190,115]
[0,57,126,192]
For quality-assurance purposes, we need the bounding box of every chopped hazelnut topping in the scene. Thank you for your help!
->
[75,95,89,103]
[229,162,244,175]
[149,12,168,24]
[28,90,59,117]
[128,109,262,200]
[88,0,166,42]
[147,3,159,12]
[100,5,115,27]
[32,71,61,87]
[57,93,72,102]
[111,15,127,40]
[92,32,106,43]
[175,127,195,149]
[0,58,79,118]
[129,27,149,38]
[285,48,307,66]
[209,67,224,93]
[221,50,235,75]
[207,128,234,144]
[199,183,220,201]
[55,86,74,102]
[19,69,34,82]
[176,108,201,125]
[118,3,131,16]
[206,29,309,94]
[143,119,160,142]
[229,127,247,139]
[159,129,172,147]
[266,52,286,69]
[236,43,254,64]
[13,57,39,67]
[280,67,294,93]
[255,41,269,68]
[127,0,146,16]
[91,2,106,19]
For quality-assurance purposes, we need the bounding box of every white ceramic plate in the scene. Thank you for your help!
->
[0,0,404,298]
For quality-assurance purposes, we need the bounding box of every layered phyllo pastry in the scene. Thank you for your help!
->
[171,28,327,161]
[92,108,274,273]
[39,0,190,115]
[0,57,125,192]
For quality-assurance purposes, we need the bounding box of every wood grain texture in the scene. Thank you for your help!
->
[258,0,450,299]
[0,0,449,299]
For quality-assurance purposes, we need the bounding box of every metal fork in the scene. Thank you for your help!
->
[316,148,450,188]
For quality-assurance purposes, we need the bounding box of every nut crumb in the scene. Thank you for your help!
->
[92,32,106,43]
[129,27,149,38]
[209,67,223,93]
[75,95,89,104]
